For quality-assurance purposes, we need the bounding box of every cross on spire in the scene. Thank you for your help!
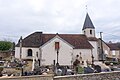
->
[86,5,88,12]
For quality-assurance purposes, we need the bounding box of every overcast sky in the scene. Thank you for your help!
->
[0,0,120,43]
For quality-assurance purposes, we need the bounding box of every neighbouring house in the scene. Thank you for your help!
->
[15,13,111,66]
[107,42,120,60]
[97,39,111,61]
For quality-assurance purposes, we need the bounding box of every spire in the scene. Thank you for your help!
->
[82,13,95,30]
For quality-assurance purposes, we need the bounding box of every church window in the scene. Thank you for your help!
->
[55,42,59,50]
[90,30,92,34]
[27,49,32,56]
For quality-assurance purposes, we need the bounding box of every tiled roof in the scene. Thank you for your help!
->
[16,32,93,49]
[107,43,120,50]
[82,13,95,30]
[87,37,98,41]
[58,34,93,49]
[16,32,40,47]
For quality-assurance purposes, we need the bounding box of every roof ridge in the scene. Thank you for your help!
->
[43,33,85,35]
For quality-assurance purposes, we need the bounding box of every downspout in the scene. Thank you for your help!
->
[91,48,94,66]
[100,32,104,63]
[39,47,42,66]
[20,36,22,59]
[39,32,43,66]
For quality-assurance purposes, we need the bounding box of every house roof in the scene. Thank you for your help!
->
[87,37,98,41]
[82,13,95,30]
[107,43,120,50]
[16,32,93,49]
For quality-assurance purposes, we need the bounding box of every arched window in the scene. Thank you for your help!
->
[27,49,32,56]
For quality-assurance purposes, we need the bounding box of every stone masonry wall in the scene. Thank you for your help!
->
[54,71,120,80]
[0,71,120,80]
[0,74,54,80]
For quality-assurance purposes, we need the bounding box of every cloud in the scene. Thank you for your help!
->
[0,0,120,43]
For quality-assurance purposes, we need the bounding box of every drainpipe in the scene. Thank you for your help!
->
[20,36,22,59]
[100,32,104,63]
[39,32,43,66]
[39,47,42,66]
[91,49,94,67]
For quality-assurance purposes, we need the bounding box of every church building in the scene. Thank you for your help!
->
[15,13,105,66]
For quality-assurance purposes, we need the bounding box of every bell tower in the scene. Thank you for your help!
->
[82,13,95,38]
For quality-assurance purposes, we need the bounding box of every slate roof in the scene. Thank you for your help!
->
[82,13,95,30]
[16,32,93,49]
[107,43,120,50]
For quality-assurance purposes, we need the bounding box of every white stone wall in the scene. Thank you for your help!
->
[41,37,73,65]
[97,39,112,59]
[110,50,120,59]
[89,41,98,60]
[73,49,92,62]
[83,28,95,38]
[15,47,39,59]
[15,36,93,66]
[102,42,111,58]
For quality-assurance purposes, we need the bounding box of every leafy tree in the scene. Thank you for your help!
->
[0,41,13,51]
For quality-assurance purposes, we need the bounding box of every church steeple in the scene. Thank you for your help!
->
[82,13,95,30]
[82,13,95,37]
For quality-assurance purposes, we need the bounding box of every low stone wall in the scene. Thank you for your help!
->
[54,71,120,80]
[0,74,54,80]
[1,71,120,80]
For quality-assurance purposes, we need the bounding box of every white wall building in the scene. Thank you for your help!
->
[15,33,93,66]
[15,13,103,66]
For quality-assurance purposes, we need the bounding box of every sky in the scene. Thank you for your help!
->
[0,0,120,43]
